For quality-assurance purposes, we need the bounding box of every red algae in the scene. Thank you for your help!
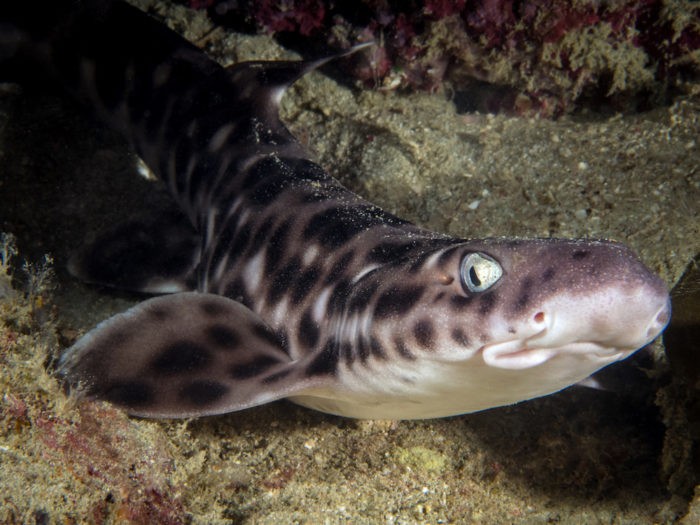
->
[0,235,188,524]
[194,0,700,116]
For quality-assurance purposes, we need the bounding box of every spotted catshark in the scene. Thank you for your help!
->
[2,0,670,419]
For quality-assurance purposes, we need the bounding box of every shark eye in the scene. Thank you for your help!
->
[460,252,503,293]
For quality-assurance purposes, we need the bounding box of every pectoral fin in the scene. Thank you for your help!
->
[58,292,312,418]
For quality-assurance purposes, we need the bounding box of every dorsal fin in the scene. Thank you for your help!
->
[224,43,373,125]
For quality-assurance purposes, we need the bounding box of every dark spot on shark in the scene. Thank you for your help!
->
[251,323,284,350]
[300,184,345,203]
[151,341,211,375]
[268,256,302,304]
[450,295,474,310]
[294,158,329,182]
[103,380,154,408]
[275,328,290,355]
[370,337,387,360]
[148,304,172,320]
[179,380,229,406]
[251,216,274,247]
[436,245,461,267]
[366,242,417,264]
[299,309,320,349]
[206,323,240,348]
[265,220,292,274]
[303,206,380,249]
[291,265,321,305]
[187,157,216,206]
[249,171,292,206]
[451,328,470,347]
[373,286,424,319]
[357,338,370,363]
[408,252,430,274]
[212,221,250,268]
[542,267,556,281]
[243,155,285,189]
[229,355,280,379]
[572,250,589,260]
[306,340,340,377]
[172,138,194,196]
[99,327,133,350]
[200,300,227,317]
[324,251,355,285]
[514,278,533,312]
[327,279,351,315]
[414,320,435,349]
[478,292,497,316]
[223,278,253,309]
[348,281,379,314]
[394,337,416,360]
[340,341,354,366]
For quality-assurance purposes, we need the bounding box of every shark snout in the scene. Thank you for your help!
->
[645,296,671,340]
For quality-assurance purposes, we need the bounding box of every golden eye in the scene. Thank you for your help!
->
[460,252,502,293]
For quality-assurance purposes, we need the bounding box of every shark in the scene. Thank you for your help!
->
[1,0,671,419]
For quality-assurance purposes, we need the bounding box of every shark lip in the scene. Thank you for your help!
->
[481,339,553,370]
[480,337,631,370]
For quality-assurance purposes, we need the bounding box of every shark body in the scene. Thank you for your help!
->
[1,0,671,419]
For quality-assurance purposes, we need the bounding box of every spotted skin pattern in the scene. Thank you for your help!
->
[4,0,671,419]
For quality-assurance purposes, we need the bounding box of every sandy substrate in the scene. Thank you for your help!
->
[0,1,698,523]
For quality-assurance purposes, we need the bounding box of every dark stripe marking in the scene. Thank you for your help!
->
[370,337,387,360]
[478,292,497,316]
[179,380,229,406]
[265,220,292,275]
[366,242,417,264]
[150,341,211,375]
[291,265,321,305]
[451,328,470,347]
[267,256,302,304]
[413,320,435,349]
[206,323,240,348]
[298,309,320,349]
[450,294,474,310]
[252,323,285,350]
[373,286,424,319]
[324,251,355,285]
[103,380,154,408]
[306,340,340,376]
[394,337,416,360]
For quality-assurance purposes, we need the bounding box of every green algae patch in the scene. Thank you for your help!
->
[395,445,448,474]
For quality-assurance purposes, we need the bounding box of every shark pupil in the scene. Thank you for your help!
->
[469,266,481,288]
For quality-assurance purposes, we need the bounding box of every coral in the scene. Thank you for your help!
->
[192,0,700,116]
